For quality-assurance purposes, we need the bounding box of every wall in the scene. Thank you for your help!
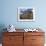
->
[0,0,46,30]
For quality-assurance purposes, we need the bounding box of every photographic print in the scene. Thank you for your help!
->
[18,7,35,21]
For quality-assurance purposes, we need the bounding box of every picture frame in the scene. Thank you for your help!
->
[18,7,35,21]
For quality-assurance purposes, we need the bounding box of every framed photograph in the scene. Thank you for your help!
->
[18,7,35,21]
